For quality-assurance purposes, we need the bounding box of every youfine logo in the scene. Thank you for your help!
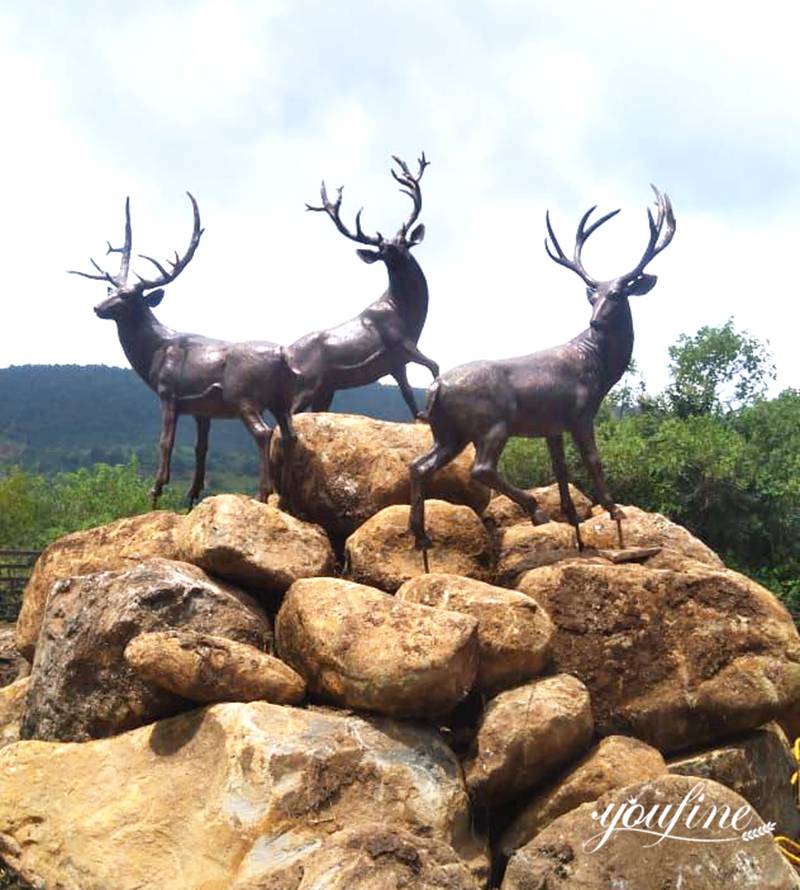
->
[583,782,775,853]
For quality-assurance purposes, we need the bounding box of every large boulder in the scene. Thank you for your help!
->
[21,558,271,742]
[396,573,553,693]
[345,501,494,592]
[270,412,490,537]
[464,674,594,806]
[501,774,800,889]
[483,483,593,536]
[516,561,800,753]
[498,735,667,861]
[16,510,184,660]
[0,702,489,889]
[668,723,800,840]
[496,505,722,583]
[176,494,334,593]
[124,630,306,705]
[0,677,28,751]
[276,577,479,717]
[233,824,481,890]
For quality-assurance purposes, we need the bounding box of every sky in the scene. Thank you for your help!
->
[1,0,798,394]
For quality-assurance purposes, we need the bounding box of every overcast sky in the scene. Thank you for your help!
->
[1,0,798,394]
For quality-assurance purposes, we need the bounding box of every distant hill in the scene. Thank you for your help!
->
[0,365,427,478]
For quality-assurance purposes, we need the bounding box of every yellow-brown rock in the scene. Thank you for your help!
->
[16,510,183,660]
[21,559,272,742]
[668,722,800,840]
[276,577,479,717]
[464,674,594,806]
[501,775,800,889]
[270,412,490,537]
[396,573,553,693]
[497,505,722,583]
[345,500,494,592]
[483,483,593,536]
[232,824,482,889]
[0,702,489,889]
[177,494,334,592]
[516,561,800,752]
[0,677,28,750]
[124,629,305,705]
[499,735,666,860]
[0,623,26,687]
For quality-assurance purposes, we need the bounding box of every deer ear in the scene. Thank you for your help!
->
[586,286,597,306]
[356,249,381,264]
[144,288,165,307]
[409,223,425,245]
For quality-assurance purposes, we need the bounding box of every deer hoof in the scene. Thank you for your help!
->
[532,508,550,526]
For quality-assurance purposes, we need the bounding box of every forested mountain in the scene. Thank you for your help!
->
[0,364,426,475]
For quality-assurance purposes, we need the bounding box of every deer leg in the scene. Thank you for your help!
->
[151,399,178,509]
[409,439,462,560]
[239,405,274,501]
[546,434,584,551]
[470,424,550,525]
[187,417,210,507]
[392,364,422,419]
[572,423,626,547]
[401,339,440,380]
[310,389,334,412]
[275,410,297,512]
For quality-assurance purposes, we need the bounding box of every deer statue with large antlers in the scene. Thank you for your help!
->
[287,153,439,417]
[409,186,676,566]
[70,193,297,507]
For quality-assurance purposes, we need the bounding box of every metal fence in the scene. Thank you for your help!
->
[0,550,39,622]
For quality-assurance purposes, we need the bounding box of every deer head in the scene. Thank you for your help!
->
[545,185,676,332]
[69,193,204,320]
[306,153,429,265]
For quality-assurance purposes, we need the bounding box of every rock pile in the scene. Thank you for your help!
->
[1,413,799,889]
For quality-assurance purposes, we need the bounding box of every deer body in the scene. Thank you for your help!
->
[409,187,675,560]
[288,155,438,417]
[72,194,297,506]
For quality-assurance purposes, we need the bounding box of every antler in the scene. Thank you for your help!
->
[620,185,676,282]
[391,152,429,237]
[69,197,133,287]
[134,192,204,289]
[305,182,382,246]
[545,204,621,287]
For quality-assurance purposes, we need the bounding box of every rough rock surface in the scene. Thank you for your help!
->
[0,701,488,889]
[501,774,800,889]
[21,558,272,742]
[396,573,553,693]
[515,561,800,753]
[464,674,594,806]
[496,505,722,582]
[483,483,593,535]
[668,722,800,840]
[499,735,667,860]
[0,623,26,686]
[16,510,183,659]
[232,824,481,890]
[345,500,494,592]
[276,578,478,717]
[0,677,28,750]
[177,494,334,593]
[124,629,306,705]
[270,412,490,537]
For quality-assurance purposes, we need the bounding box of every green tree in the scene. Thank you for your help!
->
[664,318,776,417]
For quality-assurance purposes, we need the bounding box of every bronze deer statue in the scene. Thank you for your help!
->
[69,194,297,507]
[409,186,676,566]
[287,153,439,418]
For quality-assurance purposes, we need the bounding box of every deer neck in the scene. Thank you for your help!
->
[385,253,429,336]
[579,301,634,395]
[114,307,175,387]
